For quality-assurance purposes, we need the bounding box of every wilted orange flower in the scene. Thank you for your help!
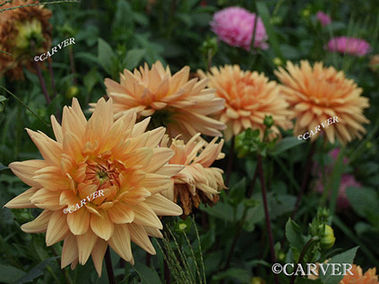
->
[275,61,369,144]
[198,65,292,141]
[340,264,378,284]
[161,133,226,215]
[101,61,225,140]
[4,98,183,276]
[0,0,52,80]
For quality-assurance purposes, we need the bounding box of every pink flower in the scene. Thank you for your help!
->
[329,148,349,165]
[210,6,268,51]
[316,11,331,27]
[327,36,371,56]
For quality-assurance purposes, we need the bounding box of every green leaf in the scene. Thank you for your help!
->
[15,257,58,284]
[98,38,116,76]
[319,247,358,284]
[256,1,283,59]
[346,186,379,225]
[285,218,305,252]
[200,202,234,222]
[134,263,162,284]
[0,264,26,283]
[270,194,296,219]
[270,137,305,156]
[124,49,146,70]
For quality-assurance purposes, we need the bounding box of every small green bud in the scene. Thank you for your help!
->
[273,57,283,66]
[178,223,187,231]
[66,86,79,99]
[251,277,265,284]
[264,115,274,129]
[320,225,335,249]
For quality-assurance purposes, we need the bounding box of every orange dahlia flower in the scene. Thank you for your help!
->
[0,0,52,80]
[161,133,226,215]
[340,264,378,284]
[198,65,292,141]
[4,98,183,276]
[101,61,225,140]
[275,61,369,144]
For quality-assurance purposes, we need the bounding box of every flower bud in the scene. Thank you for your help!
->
[320,225,335,249]
[66,86,79,98]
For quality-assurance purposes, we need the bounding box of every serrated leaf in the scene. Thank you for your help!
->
[98,38,116,76]
[124,49,146,70]
[285,218,305,252]
[319,247,358,284]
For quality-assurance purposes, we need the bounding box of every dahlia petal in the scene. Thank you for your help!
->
[30,188,62,209]
[51,115,63,143]
[140,173,172,194]
[67,207,90,235]
[144,226,163,238]
[156,164,184,176]
[128,223,156,255]
[144,194,183,216]
[26,129,62,165]
[9,160,46,187]
[132,117,151,136]
[145,148,174,173]
[21,210,52,233]
[109,224,133,262]
[91,238,108,276]
[61,234,78,269]
[46,210,69,246]
[90,211,114,240]
[108,202,135,224]
[77,229,98,264]
[133,203,163,229]
[4,187,37,208]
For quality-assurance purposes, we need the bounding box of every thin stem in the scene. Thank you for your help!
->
[145,252,151,266]
[164,258,171,284]
[105,247,116,284]
[33,61,51,104]
[257,154,278,284]
[0,85,50,126]
[246,162,259,198]
[289,237,318,284]
[291,142,316,219]
[225,138,235,187]
[222,207,248,271]
[47,58,57,98]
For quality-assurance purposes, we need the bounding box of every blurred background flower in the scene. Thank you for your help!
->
[340,264,378,283]
[210,6,268,51]
[327,36,371,57]
[0,0,52,80]
[316,11,332,27]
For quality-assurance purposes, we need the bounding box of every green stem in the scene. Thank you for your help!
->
[0,85,50,126]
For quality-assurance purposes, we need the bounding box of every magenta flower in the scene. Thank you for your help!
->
[316,11,331,27]
[327,36,371,56]
[210,6,268,51]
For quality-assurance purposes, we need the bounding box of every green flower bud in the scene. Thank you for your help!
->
[251,277,265,284]
[320,225,335,249]
[264,115,274,129]
[66,86,79,99]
